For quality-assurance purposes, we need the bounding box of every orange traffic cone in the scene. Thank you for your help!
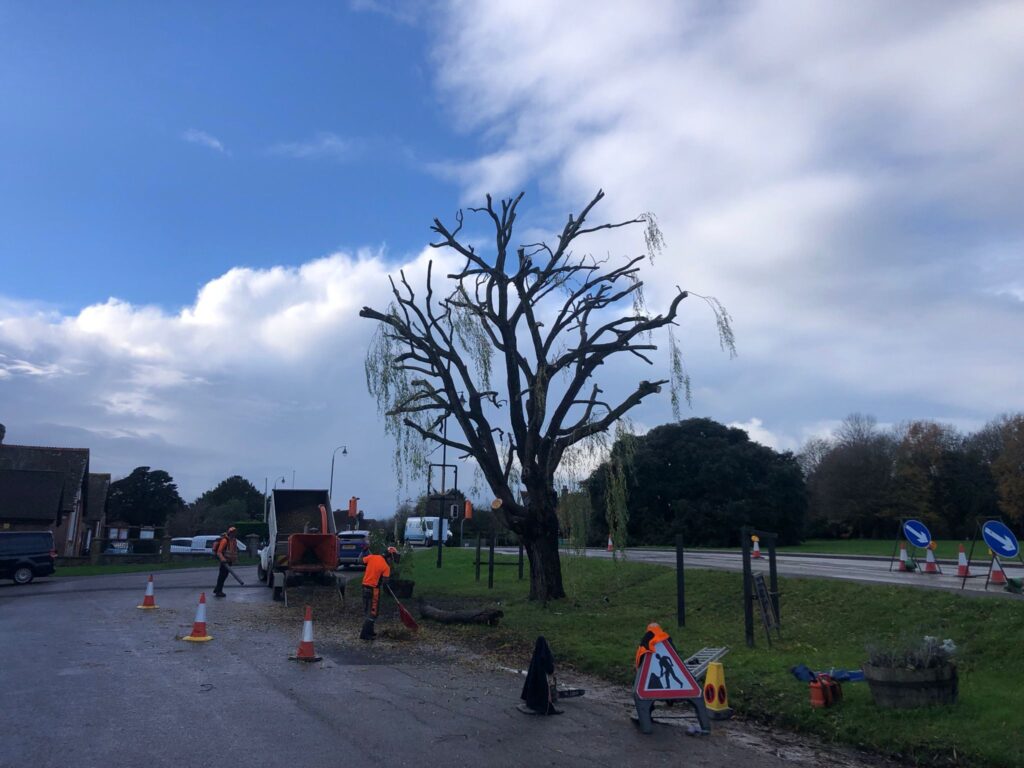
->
[897,542,909,572]
[181,592,213,642]
[990,556,1008,586]
[607,536,613,552]
[923,547,940,574]
[751,535,761,559]
[290,605,322,662]
[136,574,158,610]
[956,545,971,577]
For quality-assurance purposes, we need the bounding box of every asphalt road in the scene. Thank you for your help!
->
[0,566,895,768]
[542,547,1024,597]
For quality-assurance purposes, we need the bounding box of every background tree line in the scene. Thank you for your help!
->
[563,412,1024,548]
[581,418,807,547]
[800,413,1024,539]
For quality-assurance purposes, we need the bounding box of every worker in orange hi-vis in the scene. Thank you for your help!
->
[212,527,239,597]
[359,546,398,640]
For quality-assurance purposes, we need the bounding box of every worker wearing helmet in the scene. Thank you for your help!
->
[359,546,398,640]
[212,527,239,597]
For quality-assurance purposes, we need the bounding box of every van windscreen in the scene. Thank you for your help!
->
[0,532,54,556]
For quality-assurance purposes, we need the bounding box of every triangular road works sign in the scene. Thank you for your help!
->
[635,639,701,700]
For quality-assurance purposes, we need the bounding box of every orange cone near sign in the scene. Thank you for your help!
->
[703,661,733,720]
[607,536,613,552]
[957,545,971,577]
[136,574,158,610]
[923,547,940,574]
[751,535,761,559]
[990,556,1008,586]
[181,592,213,642]
[897,541,910,572]
[289,605,322,662]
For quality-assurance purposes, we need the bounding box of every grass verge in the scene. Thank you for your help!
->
[53,559,253,577]
[777,539,966,560]
[408,549,1024,767]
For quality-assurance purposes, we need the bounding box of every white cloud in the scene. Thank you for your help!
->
[0,248,453,503]
[182,128,227,154]
[269,132,353,161]
[428,0,1024,436]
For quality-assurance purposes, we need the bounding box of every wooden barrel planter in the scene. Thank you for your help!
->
[862,663,958,709]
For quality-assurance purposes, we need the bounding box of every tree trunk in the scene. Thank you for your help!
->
[522,509,566,602]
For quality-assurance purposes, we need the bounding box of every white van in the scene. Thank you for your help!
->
[403,517,452,547]
[183,535,247,554]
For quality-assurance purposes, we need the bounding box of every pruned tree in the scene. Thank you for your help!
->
[360,190,733,601]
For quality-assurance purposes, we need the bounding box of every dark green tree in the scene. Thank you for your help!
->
[802,414,897,538]
[587,418,806,546]
[196,475,265,521]
[107,467,185,527]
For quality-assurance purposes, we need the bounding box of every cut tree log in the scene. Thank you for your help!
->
[420,603,504,626]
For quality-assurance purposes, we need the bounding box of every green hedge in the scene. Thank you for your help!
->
[231,521,269,539]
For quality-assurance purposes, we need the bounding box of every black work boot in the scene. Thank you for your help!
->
[359,619,375,640]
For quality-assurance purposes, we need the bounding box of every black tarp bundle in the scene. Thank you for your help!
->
[520,636,562,715]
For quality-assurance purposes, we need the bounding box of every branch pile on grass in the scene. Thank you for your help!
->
[420,603,504,626]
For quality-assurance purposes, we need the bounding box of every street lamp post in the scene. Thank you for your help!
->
[329,445,348,503]
[273,475,286,490]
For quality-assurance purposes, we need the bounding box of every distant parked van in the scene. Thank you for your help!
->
[403,517,452,547]
[188,535,247,554]
[0,531,56,584]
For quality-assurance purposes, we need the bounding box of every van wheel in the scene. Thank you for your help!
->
[257,562,266,582]
[13,566,34,585]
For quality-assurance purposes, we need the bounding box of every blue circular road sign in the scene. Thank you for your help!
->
[903,519,932,548]
[982,520,1019,559]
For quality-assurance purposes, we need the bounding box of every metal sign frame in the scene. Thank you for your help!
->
[633,634,710,735]
[888,517,933,572]
[741,526,780,648]
[962,516,1024,591]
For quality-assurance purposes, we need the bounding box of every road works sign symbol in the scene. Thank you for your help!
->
[903,520,932,547]
[982,521,1020,559]
[635,640,700,700]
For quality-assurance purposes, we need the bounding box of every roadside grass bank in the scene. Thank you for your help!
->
[777,539,965,560]
[53,559,255,577]
[410,549,1024,767]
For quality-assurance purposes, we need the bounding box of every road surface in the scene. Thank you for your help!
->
[0,566,895,768]
[545,547,1024,597]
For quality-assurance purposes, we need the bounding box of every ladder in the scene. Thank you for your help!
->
[683,646,729,681]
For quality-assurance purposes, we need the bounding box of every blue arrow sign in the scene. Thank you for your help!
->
[903,520,932,547]
[982,521,1019,559]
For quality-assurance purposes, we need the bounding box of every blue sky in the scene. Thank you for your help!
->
[1,2,466,308]
[1,1,1022,511]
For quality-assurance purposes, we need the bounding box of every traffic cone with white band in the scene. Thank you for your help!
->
[136,574,158,609]
[990,556,1008,586]
[751,535,761,559]
[290,605,322,662]
[607,536,613,552]
[897,542,910,572]
[956,545,971,577]
[181,592,213,642]
[923,546,940,574]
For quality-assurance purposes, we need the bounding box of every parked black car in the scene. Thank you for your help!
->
[0,531,57,584]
